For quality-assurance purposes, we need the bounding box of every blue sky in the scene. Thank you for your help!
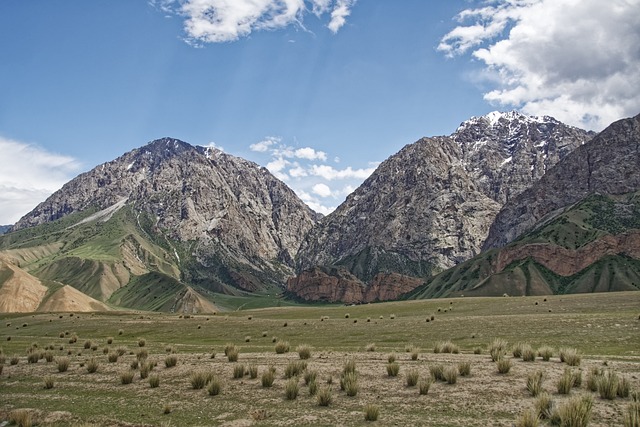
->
[1,0,638,223]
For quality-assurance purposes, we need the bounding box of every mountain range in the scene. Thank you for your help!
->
[1,112,638,312]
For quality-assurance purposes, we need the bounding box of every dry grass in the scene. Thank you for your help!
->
[86,357,99,373]
[526,370,544,397]
[285,378,299,400]
[515,408,539,427]
[9,409,32,427]
[418,377,433,395]
[364,404,379,422]
[317,386,332,406]
[405,368,419,387]
[386,362,400,377]
[120,370,135,385]
[296,344,312,360]
[496,358,513,374]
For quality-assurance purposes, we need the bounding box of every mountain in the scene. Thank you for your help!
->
[0,225,11,235]
[1,138,317,312]
[289,112,593,302]
[407,191,640,298]
[484,113,640,250]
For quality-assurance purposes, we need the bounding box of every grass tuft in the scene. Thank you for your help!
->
[275,341,290,354]
[515,408,539,427]
[9,409,32,427]
[317,386,332,406]
[207,376,222,396]
[553,394,593,427]
[364,404,379,422]
[430,364,444,381]
[557,368,574,394]
[190,370,208,389]
[534,392,553,420]
[496,358,512,374]
[261,369,275,387]
[165,354,178,368]
[405,368,419,387]
[386,362,400,377]
[624,401,640,427]
[149,374,160,388]
[489,338,508,362]
[233,364,246,379]
[537,346,554,361]
[418,377,433,395]
[285,378,299,400]
[527,370,544,397]
[304,369,318,385]
[120,370,135,384]
[597,370,619,400]
[86,357,99,373]
[248,364,258,379]
[43,375,55,389]
[56,357,70,372]
[341,371,358,396]
[443,365,458,384]
[296,344,312,360]
[458,361,471,377]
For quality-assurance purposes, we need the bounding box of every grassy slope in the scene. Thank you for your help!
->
[0,292,638,426]
[409,192,640,299]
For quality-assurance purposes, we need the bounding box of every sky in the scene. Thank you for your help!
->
[0,0,638,224]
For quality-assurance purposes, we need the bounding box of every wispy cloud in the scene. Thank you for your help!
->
[151,0,358,44]
[439,0,640,131]
[248,135,376,215]
[0,137,82,224]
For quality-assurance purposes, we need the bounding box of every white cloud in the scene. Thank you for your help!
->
[294,147,327,161]
[202,141,224,151]
[309,164,375,180]
[439,0,640,130]
[289,165,308,178]
[312,183,332,197]
[153,0,358,44]
[0,137,82,224]
[250,136,279,152]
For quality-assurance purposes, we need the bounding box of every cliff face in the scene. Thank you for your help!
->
[291,112,592,302]
[11,138,317,292]
[484,113,640,250]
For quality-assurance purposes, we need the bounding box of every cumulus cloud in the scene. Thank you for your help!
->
[250,136,280,152]
[152,0,358,44]
[439,0,640,130]
[312,183,332,197]
[294,147,327,161]
[0,137,82,224]
[309,164,375,180]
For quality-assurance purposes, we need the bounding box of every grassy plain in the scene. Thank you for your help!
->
[1,291,639,426]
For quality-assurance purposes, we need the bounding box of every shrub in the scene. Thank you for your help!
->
[365,343,376,352]
[285,378,299,400]
[458,361,471,377]
[190,370,208,389]
[120,370,135,384]
[165,354,178,368]
[207,376,222,396]
[248,364,258,379]
[443,365,458,384]
[364,404,379,422]
[44,375,55,389]
[342,372,358,396]
[624,401,640,427]
[297,344,312,360]
[304,369,317,385]
[387,362,400,377]
[388,353,396,363]
[553,394,593,427]
[527,370,544,397]
[496,358,513,374]
[418,377,433,395]
[557,368,574,394]
[275,341,290,354]
[597,370,619,400]
[86,357,99,373]
[149,374,160,388]
[108,353,119,363]
[233,364,246,379]
[515,408,539,427]
[138,338,146,347]
[227,347,239,362]
[9,409,32,427]
[534,392,553,420]
[538,346,554,361]
[317,386,332,406]
[618,376,631,398]
[405,369,419,387]
[56,357,70,372]
[430,364,444,381]
[261,369,275,387]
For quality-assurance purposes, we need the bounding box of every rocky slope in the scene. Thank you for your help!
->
[289,112,592,302]
[2,138,317,311]
[484,113,640,250]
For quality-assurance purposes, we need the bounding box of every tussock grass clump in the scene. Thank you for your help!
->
[107,337,113,345]
[512,342,525,358]
[163,404,172,415]
[317,386,333,406]
[233,364,246,379]
[387,362,400,377]
[443,365,458,384]
[572,369,582,388]
[138,338,146,347]
[43,351,54,363]
[130,360,139,370]
[165,354,178,368]
[342,372,358,396]
[244,336,251,342]
[560,348,581,366]
[136,349,148,361]
[190,370,209,389]
[342,358,356,375]
[458,361,471,377]
[433,342,442,354]
[552,394,593,427]
[304,369,317,385]
[496,358,513,374]
[473,347,482,354]
[489,338,508,362]
[418,377,433,395]
[139,361,152,379]
[365,343,376,352]
[43,375,55,389]
[149,374,160,388]
[275,341,290,354]
[527,370,544,397]
[108,353,119,363]
[223,343,237,356]
[534,392,553,420]
[388,353,396,363]
[261,369,275,387]
[116,346,127,356]
[405,369,419,387]
[430,364,444,381]
[515,408,539,427]
[364,404,379,422]
[227,347,239,362]
[120,370,135,385]
[207,376,222,396]
[56,357,70,372]
[285,360,307,378]
[586,367,603,391]
[285,378,299,400]
[27,352,39,364]
[9,409,32,427]
[118,329,124,336]
[10,356,19,365]
[624,401,640,427]
[597,370,619,400]
[557,368,574,394]
[86,357,99,373]
[83,340,92,349]
[618,376,631,398]
[297,344,312,360]
[308,379,318,395]
[538,346,554,361]
[248,364,258,379]
[522,345,536,362]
